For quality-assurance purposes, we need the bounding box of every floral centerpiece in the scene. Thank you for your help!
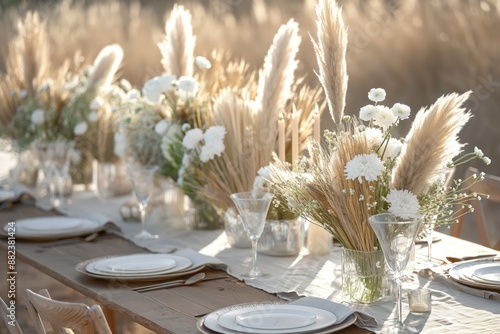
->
[266,0,490,303]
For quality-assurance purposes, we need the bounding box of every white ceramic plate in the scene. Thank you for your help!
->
[203,303,344,334]
[217,305,335,333]
[7,216,101,241]
[449,258,500,291]
[0,190,16,202]
[198,303,356,334]
[88,254,191,277]
[76,255,205,282]
[473,265,500,283]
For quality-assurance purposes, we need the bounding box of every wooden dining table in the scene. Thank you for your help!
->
[1,203,499,334]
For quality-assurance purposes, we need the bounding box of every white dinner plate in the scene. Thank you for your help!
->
[217,305,335,333]
[87,254,192,277]
[449,258,500,291]
[76,256,205,282]
[473,265,500,283]
[0,190,16,202]
[203,303,344,334]
[7,216,101,241]
[198,303,356,334]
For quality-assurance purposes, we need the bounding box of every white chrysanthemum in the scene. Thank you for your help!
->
[253,175,270,193]
[391,103,410,120]
[87,111,100,123]
[368,88,386,102]
[363,127,384,149]
[257,166,272,179]
[113,132,126,158]
[19,89,28,99]
[177,76,199,100]
[373,106,398,131]
[199,141,225,162]
[142,74,177,104]
[89,97,104,110]
[74,122,88,136]
[386,189,420,219]
[382,138,404,160]
[203,126,226,144]
[30,109,45,125]
[195,56,212,69]
[359,105,380,121]
[154,120,170,135]
[182,128,204,149]
[344,153,384,183]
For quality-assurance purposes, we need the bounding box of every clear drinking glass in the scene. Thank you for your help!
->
[230,192,273,279]
[369,213,422,333]
[32,141,54,203]
[126,163,159,240]
[50,141,74,209]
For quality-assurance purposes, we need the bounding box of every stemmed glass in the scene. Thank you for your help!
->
[230,192,273,279]
[126,163,159,240]
[369,213,422,333]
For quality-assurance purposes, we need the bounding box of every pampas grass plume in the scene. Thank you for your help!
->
[87,44,124,91]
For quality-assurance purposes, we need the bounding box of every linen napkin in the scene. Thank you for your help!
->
[291,296,378,328]
[419,268,500,300]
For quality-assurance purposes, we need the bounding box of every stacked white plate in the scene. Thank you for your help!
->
[5,216,101,241]
[197,303,357,334]
[76,253,204,282]
[0,189,16,202]
[449,257,500,291]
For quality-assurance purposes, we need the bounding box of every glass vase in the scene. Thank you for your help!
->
[186,199,224,230]
[342,247,388,304]
[258,217,304,256]
[94,159,131,199]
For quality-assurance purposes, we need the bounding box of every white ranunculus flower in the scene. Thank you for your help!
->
[142,74,177,104]
[368,88,386,102]
[383,138,404,160]
[154,120,170,135]
[74,122,88,136]
[19,89,28,99]
[344,153,384,183]
[391,103,411,120]
[363,127,384,149]
[177,76,199,100]
[87,111,100,123]
[30,109,45,125]
[373,106,397,131]
[195,56,212,69]
[359,104,380,121]
[386,189,420,219]
[182,128,204,149]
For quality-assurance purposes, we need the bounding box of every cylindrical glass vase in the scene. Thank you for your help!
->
[94,160,131,199]
[258,217,304,256]
[342,247,388,304]
[224,207,251,248]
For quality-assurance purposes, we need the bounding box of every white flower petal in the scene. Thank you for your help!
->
[195,56,212,69]
[368,88,386,102]
[344,153,384,183]
[391,103,411,120]
[30,109,45,125]
[74,122,88,136]
[182,128,204,149]
[154,120,170,135]
[386,189,420,219]
[142,74,177,104]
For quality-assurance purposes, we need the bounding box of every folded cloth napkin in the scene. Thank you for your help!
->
[11,184,37,200]
[420,268,500,300]
[85,213,122,233]
[291,296,378,328]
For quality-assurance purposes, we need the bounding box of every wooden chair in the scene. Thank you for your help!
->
[451,167,500,250]
[1,297,23,334]
[25,289,112,334]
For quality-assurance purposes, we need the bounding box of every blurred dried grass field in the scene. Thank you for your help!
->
[1,0,500,332]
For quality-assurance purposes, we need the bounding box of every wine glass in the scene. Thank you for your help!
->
[230,192,273,279]
[126,163,159,240]
[369,213,422,333]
